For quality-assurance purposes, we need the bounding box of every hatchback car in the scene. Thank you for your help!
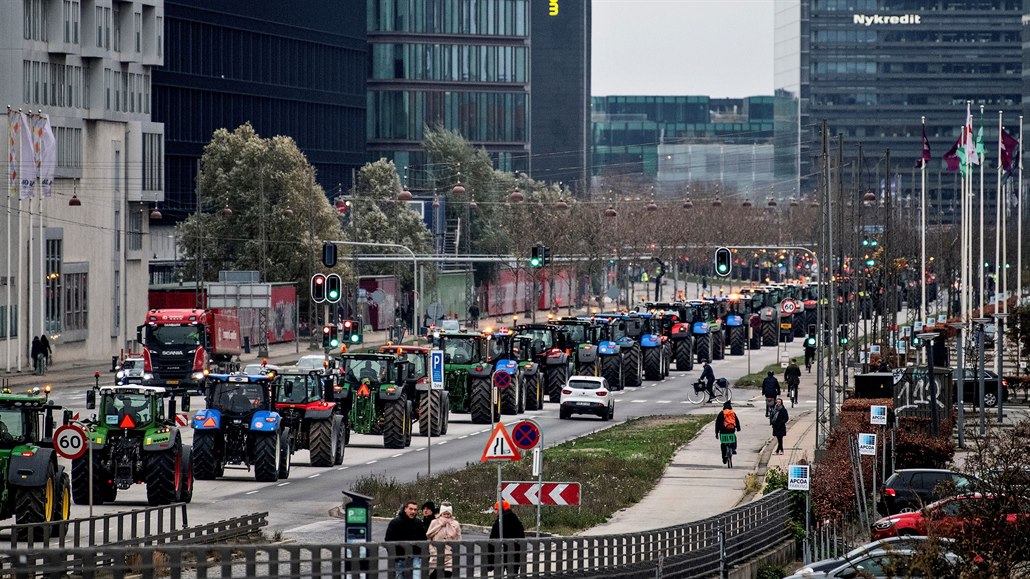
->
[786,536,932,578]
[787,542,958,578]
[559,376,614,420]
[295,354,328,372]
[871,493,1027,541]
[878,469,980,516]
[952,368,1009,407]
[115,357,149,385]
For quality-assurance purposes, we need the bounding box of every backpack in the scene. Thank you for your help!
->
[722,409,737,431]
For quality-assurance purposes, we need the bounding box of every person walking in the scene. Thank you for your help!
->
[468,303,480,330]
[715,401,741,463]
[487,500,525,576]
[39,335,51,375]
[421,501,437,534]
[385,500,427,579]
[770,397,789,454]
[30,337,42,376]
[761,371,781,417]
[426,501,461,579]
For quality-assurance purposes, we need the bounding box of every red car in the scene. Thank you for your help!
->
[871,494,1026,541]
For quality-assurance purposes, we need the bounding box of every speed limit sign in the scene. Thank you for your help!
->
[780,299,798,315]
[53,424,87,460]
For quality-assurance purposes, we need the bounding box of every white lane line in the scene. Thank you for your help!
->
[631,400,647,403]
[681,401,692,404]
[437,440,449,445]
[366,460,378,465]
[458,435,468,440]
[656,401,671,404]
[245,490,259,495]
[277,482,290,487]
[416,447,426,452]
[337,466,349,471]
[308,473,320,479]
[391,453,404,458]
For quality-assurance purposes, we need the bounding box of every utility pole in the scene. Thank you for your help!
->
[826,122,839,428]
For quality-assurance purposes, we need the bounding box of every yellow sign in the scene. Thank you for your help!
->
[780,323,792,330]
[549,0,558,16]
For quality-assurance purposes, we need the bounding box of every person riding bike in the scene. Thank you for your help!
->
[699,361,716,403]
[715,401,741,464]
[803,343,815,372]
[761,371,781,417]
[784,359,801,405]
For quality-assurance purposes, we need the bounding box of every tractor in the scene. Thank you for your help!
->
[275,367,346,467]
[333,353,414,449]
[0,386,72,537]
[688,300,726,363]
[483,328,539,414]
[433,332,495,424]
[191,373,291,482]
[75,385,194,505]
[592,317,626,391]
[593,314,644,388]
[512,324,570,403]
[553,318,603,377]
[629,312,671,381]
[379,346,451,437]
[638,302,694,371]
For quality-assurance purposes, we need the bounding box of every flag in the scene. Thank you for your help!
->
[38,115,56,197]
[963,104,979,167]
[18,112,35,199]
[7,110,22,196]
[1000,128,1019,172]
[915,124,931,168]
[943,134,961,172]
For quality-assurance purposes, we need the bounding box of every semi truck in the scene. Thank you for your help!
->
[137,309,242,391]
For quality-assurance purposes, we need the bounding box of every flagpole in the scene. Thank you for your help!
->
[978,105,985,317]
[1019,116,1024,306]
[920,116,927,328]
[996,111,1003,315]
[4,108,11,372]
[960,125,968,325]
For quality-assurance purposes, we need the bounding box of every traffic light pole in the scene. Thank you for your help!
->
[325,241,419,340]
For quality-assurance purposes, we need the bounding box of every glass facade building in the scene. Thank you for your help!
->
[153,0,367,218]
[777,0,1023,203]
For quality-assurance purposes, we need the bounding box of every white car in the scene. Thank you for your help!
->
[559,376,614,421]
[295,354,328,372]
[115,357,150,385]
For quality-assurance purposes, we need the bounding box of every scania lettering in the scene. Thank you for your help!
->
[137,309,242,391]
[853,14,921,26]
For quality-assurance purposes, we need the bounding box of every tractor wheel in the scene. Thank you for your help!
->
[191,431,221,480]
[333,418,346,465]
[53,469,71,523]
[545,365,568,403]
[404,401,414,447]
[71,454,106,505]
[500,378,519,415]
[253,433,280,483]
[145,443,181,506]
[469,377,493,425]
[712,331,726,360]
[15,462,58,541]
[419,391,445,437]
[277,432,292,479]
[308,420,334,467]
[729,326,746,356]
[601,355,623,391]
[575,361,597,377]
[694,334,711,364]
[439,395,451,435]
[624,345,642,387]
[643,347,663,381]
[516,379,526,414]
[178,447,194,504]
[675,340,694,371]
[663,344,672,377]
[382,399,408,449]
[524,375,543,410]
[762,321,778,347]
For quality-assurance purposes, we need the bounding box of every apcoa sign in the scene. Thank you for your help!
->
[853,14,921,26]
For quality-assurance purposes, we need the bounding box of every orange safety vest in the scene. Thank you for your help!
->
[721,409,737,431]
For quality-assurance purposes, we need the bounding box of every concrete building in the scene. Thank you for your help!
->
[1,0,165,371]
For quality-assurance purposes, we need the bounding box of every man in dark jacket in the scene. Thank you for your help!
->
[761,372,780,417]
[487,500,525,575]
[699,362,716,402]
[385,501,427,578]
[421,500,437,533]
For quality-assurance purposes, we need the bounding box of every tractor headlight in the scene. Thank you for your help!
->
[191,371,205,381]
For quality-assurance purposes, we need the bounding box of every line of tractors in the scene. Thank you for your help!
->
[0,283,818,535]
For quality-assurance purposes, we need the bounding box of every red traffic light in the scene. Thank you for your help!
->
[315,277,324,285]
[322,325,331,334]
[343,321,352,329]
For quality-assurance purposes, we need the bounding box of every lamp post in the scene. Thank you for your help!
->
[994,312,1008,423]
[949,322,966,448]
[917,332,940,436]
[972,317,989,435]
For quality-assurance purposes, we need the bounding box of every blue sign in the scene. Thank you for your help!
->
[430,349,444,390]
[858,433,877,456]
[788,464,810,491]
[870,405,887,425]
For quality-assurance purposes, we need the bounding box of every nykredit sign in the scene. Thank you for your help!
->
[853,14,921,26]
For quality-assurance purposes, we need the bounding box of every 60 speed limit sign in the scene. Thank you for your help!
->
[780,299,798,315]
[53,424,87,460]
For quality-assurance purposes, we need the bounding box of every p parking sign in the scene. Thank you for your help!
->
[788,464,810,491]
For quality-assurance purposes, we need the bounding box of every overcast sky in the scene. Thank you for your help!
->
[592,0,776,98]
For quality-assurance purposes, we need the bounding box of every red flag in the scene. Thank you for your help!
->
[915,124,932,168]
[942,135,962,172]
[1000,128,1019,172]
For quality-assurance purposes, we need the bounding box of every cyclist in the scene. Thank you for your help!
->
[784,359,801,406]
[699,361,716,403]
[803,342,815,373]
[715,401,740,464]
[761,371,780,417]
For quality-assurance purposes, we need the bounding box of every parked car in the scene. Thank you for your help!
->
[559,376,615,421]
[878,469,980,516]
[295,354,328,372]
[786,538,958,578]
[871,493,1028,541]
[242,362,282,377]
[952,368,1009,407]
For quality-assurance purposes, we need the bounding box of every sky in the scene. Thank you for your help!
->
[592,0,776,98]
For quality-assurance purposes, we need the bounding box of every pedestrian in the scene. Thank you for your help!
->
[421,500,437,533]
[468,303,480,330]
[770,397,789,454]
[487,500,525,576]
[39,334,51,375]
[761,371,780,417]
[385,500,427,579]
[426,501,461,579]
[30,337,42,376]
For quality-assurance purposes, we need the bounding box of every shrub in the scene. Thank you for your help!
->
[756,563,787,579]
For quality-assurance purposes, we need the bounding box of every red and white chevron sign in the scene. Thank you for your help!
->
[501,482,581,506]
[175,413,190,426]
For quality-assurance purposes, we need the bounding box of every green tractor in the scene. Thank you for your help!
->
[553,318,603,377]
[512,324,571,402]
[434,332,496,424]
[0,386,72,537]
[333,353,414,449]
[75,385,194,505]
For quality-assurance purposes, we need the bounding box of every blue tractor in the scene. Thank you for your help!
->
[594,314,645,388]
[191,373,292,482]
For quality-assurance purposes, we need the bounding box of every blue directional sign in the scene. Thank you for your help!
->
[430,349,444,390]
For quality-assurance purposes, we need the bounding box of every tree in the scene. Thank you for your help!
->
[177,123,348,316]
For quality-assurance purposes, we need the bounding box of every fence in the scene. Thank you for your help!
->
[0,502,189,549]
[1,491,791,579]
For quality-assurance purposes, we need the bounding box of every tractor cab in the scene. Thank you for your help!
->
[203,374,277,418]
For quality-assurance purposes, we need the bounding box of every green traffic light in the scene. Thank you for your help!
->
[865,259,875,267]
[328,290,339,300]
[330,338,340,347]
[805,337,816,347]
[717,264,728,274]
[530,257,542,268]
[350,334,360,343]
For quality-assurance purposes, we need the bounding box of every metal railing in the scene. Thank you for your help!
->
[0,502,188,549]
[1,492,790,579]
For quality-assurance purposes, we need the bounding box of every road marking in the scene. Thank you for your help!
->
[337,466,349,471]
[308,474,320,479]
[277,482,290,487]
[366,460,378,465]
[245,490,259,495]
[632,400,647,403]
[458,435,468,440]
[656,400,671,404]
[437,440,449,445]
[416,447,426,452]
[391,453,404,458]
[681,401,692,404]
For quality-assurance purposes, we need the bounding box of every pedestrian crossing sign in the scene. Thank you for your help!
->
[481,422,521,462]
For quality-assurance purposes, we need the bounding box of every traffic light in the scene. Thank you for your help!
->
[714,247,732,277]
[530,245,543,268]
[839,325,849,345]
[805,323,817,347]
[542,245,552,266]
[342,320,363,344]
[329,325,340,348]
[322,242,337,268]
[321,325,333,348]
[865,256,876,267]
[311,273,327,303]
[326,273,342,303]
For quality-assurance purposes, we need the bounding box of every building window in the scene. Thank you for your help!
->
[113,4,120,51]
[0,305,19,339]
[96,5,103,48]
[156,16,162,57]
[24,0,48,41]
[45,240,63,335]
[63,0,80,44]
[127,210,143,252]
[142,132,163,190]
[63,270,88,332]
[104,68,111,109]
[55,126,82,168]
[134,11,141,52]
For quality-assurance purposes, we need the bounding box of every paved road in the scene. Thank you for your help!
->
[44,339,805,544]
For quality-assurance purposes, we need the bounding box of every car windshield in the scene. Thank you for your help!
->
[147,325,201,347]
[210,381,267,414]
[515,329,553,351]
[561,325,587,344]
[568,380,601,390]
[0,409,28,446]
[122,359,143,371]
[441,337,478,364]
[103,392,152,425]
[296,356,324,371]
[277,375,321,403]
[343,358,390,383]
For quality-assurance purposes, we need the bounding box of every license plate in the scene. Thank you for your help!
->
[167,379,180,385]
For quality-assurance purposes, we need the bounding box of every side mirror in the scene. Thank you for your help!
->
[135,325,144,343]
[63,409,73,426]
[323,378,335,402]
[86,389,96,410]
[181,395,190,413]
[283,382,294,399]
[44,410,55,435]
[168,398,177,418]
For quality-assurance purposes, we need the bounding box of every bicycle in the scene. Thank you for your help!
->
[687,378,732,404]
[720,432,736,468]
[786,377,799,407]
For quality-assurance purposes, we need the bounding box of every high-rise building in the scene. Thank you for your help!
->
[153,0,367,219]
[776,1,1023,204]
[1,0,165,367]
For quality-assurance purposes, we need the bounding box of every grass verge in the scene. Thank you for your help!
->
[353,414,713,536]
[736,360,789,388]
